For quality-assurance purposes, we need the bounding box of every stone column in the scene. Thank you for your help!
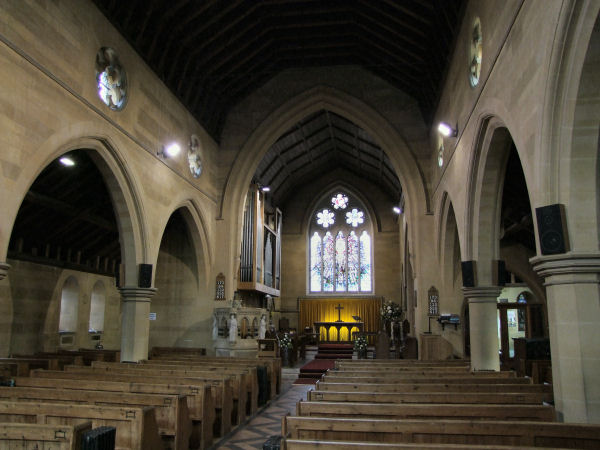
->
[531,253,600,423]
[0,262,10,281]
[119,287,156,362]
[463,286,502,371]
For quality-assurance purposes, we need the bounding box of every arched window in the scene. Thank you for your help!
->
[59,277,79,332]
[89,281,106,333]
[309,190,372,293]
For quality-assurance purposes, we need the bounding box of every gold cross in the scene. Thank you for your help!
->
[335,303,344,322]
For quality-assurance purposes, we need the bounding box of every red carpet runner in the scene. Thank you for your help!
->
[293,343,353,384]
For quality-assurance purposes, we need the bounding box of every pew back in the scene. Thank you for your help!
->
[0,422,92,450]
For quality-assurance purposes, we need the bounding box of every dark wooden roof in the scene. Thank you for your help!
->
[256,109,402,205]
[92,0,466,141]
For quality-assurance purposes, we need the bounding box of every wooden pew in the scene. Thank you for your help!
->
[307,389,551,405]
[315,382,554,402]
[0,400,162,450]
[0,386,191,450]
[0,357,54,375]
[296,400,556,421]
[0,422,92,450]
[141,358,259,416]
[321,374,532,384]
[151,354,281,399]
[326,369,517,378]
[150,346,206,358]
[32,367,233,439]
[11,353,85,369]
[14,375,213,449]
[332,366,472,373]
[282,439,541,449]
[335,359,470,368]
[92,360,253,426]
[283,417,600,447]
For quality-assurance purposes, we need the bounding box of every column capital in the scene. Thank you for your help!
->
[0,262,10,281]
[530,252,600,285]
[118,286,157,302]
[462,286,502,302]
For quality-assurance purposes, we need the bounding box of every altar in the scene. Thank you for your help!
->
[314,321,363,342]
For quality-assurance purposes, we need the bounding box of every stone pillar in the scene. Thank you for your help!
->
[119,287,156,362]
[531,253,600,423]
[463,286,502,371]
[0,262,10,281]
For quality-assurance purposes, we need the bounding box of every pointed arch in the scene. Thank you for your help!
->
[219,86,428,286]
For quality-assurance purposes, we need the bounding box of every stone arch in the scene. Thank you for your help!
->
[541,3,600,251]
[220,86,429,287]
[466,117,516,284]
[153,201,213,290]
[5,135,146,287]
[437,192,463,292]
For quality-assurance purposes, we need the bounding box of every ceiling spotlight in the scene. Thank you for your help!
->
[261,186,271,192]
[158,142,181,158]
[438,122,458,137]
[393,206,402,214]
[59,156,75,166]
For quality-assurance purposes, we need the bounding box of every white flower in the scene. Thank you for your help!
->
[346,208,364,227]
[317,209,335,228]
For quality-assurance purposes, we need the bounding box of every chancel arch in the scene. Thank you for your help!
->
[218,86,427,301]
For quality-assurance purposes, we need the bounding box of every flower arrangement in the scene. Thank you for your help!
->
[279,333,293,349]
[381,301,402,322]
[354,335,368,351]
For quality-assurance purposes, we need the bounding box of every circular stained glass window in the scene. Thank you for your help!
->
[96,47,127,111]
[469,18,482,87]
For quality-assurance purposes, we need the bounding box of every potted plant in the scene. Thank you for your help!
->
[279,333,293,366]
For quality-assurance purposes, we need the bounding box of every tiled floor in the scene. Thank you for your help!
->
[211,367,312,449]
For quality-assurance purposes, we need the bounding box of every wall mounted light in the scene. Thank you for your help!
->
[393,206,402,214]
[261,186,271,192]
[438,122,458,137]
[157,142,181,158]
[59,156,75,166]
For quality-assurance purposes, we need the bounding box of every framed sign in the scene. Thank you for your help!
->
[428,286,439,316]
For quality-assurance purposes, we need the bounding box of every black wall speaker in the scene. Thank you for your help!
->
[138,263,153,288]
[493,260,507,286]
[461,260,476,287]
[535,204,569,255]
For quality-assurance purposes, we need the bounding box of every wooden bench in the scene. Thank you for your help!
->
[327,369,516,378]
[296,400,556,421]
[151,355,281,399]
[335,359,470,368]
[15,375,213,449]
[33,367,233,439]
[0,386,191,450]
[150,346,206,358]
[11,353,85,369]
[0,400,162,450]
[321,374,532,384]
[282,439,540,449]
[0,357,54,375]
[0,422,92,450]
[283,416,600,447]
[141,358,259,416]
[307,389,550,405]
[315,382,554,402]
[92,360,253,426]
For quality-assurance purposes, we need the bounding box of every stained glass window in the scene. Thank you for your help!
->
[310,232,322,291]
[309,191,372,293]
[335,231,346,291]
[322,232,335,291]
[331,193,348,209]
[360,231,371,291]
[347,231,359,291]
